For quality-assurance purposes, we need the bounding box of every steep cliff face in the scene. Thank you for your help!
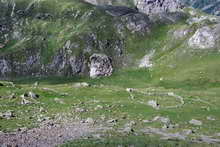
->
[135,0,183,15]
[85,0,220,16]
[0,0,153,78]
[85,0,184,15]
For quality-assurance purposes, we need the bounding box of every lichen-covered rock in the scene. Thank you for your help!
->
[135,0,183,15]
[121,12,152,34]
[89,54,113,78]
[188,26,217,49]
[0,59,11,77]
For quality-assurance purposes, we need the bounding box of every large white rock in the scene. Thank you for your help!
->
[139,51,154,68]
[89,54,113,78]
[188,26,216,49]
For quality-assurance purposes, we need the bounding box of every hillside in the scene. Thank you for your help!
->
[1,0,220,146]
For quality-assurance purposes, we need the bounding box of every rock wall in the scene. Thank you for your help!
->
[134,0,183,15]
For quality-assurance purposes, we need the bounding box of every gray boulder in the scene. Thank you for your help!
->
[0,59,11,77]
[89,54,113,78]
[188,26,217,49]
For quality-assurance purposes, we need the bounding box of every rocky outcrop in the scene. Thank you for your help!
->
[0,59,11,77]
[134,0,183,15]
[139,51,154,68]
[121,12,151,34]
[89,54,113,78]
[188,26,218,49]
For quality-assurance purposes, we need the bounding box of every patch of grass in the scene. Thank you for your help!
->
[61,135,211,147]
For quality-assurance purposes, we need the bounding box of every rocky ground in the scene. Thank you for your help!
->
[0,75,220,146]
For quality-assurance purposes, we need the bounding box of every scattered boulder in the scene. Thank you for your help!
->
[73,82,90,88]
[125,121,136,127]
[94,105,103,110]
[89,54,113,78]
[83,118,95,124]
[21,98,32,105]
[8,93,16,99]
[189,119,202,126]
[75,108,87,113]
[0,59,11,77]
[206,116,216,121]
[0,110,15,119]
[152,116,170,125]
[147,100,160,110]
[126,88,135,93]
[107,119,118,123]
[139,51,154,68]
[123,126,135,134]
[121,12,152,34]
[181,129,194,136]
[28,91,40,99]
[188,26,217,49]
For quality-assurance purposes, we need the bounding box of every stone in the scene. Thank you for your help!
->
[0,110,15,119]
[107,119,118,123]
[126,88,134,93]
[28,91,40,99]
[135,0,183,15]
[20,93,29,99]
[89,54,113,78]
[139,51,154,68]
[84,118,95,124]
[182,129,193,135]
[9,93,16,99]
[121,12,151,34]
[206,116,216,121]
[75,108,87,113]
[73,82,90,88]
[125,121,136,127]
[123,127,134,133]
[147,100,159,109]
[143,120,151,123]
[188,26,217,49]
[33,81,39,87]
[95,105,103,110]
[21,98,32,105]
[0,59,11,77]
[189,119,202,126]
[152,116,170,124]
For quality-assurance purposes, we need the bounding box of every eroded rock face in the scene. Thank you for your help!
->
[0,59,11,77]
[188,26,217,49]
[135,0,183,15]
[121,12,151,34]
[89,54,113,78]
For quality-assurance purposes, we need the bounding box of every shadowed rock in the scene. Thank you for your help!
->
[89,54,113,78]
[97,5,138,16]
